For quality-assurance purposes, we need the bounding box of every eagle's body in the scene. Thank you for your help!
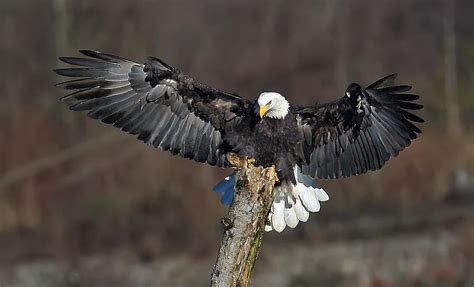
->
[225,112,301,183]
[55,51,424,232]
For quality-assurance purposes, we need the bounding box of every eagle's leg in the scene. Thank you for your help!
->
[226,153,279,182]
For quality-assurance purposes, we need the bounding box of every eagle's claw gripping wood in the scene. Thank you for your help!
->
[226,153,256,170]
[272,166,280,183]
[246,158,256,165]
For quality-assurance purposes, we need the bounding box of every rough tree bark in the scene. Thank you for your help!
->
[210,154,278,287]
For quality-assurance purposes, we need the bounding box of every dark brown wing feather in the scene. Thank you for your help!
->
[55,50,249,167]
[294,74,424,179]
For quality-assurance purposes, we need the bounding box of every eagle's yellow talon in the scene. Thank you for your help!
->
[247,158,256,165]
[272,165,280,182]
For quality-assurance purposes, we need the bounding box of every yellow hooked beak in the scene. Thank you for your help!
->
[259,105,269,118]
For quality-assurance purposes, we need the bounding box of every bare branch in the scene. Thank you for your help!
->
[0,132,127,191]
[42,144,143,193]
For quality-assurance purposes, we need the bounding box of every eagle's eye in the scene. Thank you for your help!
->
[267,100,273,106]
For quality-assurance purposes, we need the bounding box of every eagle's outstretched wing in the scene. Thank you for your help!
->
[294,74,424,179]
[55,50,249,166]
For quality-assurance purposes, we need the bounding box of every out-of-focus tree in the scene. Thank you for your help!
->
[443,0,461,137]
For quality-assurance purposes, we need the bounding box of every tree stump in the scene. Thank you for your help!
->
[210,154,278,287]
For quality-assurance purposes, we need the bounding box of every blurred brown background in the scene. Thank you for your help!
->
[1,0,473,286]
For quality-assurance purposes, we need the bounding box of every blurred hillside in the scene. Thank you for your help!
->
[0,0,473,286]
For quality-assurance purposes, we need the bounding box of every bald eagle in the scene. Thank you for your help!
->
[55,51,423,232]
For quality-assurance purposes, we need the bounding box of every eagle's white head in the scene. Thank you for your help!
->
[255,92,290,119]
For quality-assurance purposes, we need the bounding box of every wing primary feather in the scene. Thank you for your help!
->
[55,77,105,89]
[377,85,412,94]
[366,73,397,89]
[54,68,110,78]
[389,93,420,101]
[170,114,192,155]
[196,124,212,163]
[83,90,137,119]
[58,57,119,68]
[79,50,133,64]
[151,109,175,147]
[181,116,199,159]
[400,110,425,123]
[396,101,423,110]
[145,105,167,144]
[158,114,181,151]
[192,120,207,162]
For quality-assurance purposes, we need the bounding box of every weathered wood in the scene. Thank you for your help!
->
[210,154,278,287]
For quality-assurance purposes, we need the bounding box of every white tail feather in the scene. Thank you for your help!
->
[214,168,328,233]
[265,167,329,232]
